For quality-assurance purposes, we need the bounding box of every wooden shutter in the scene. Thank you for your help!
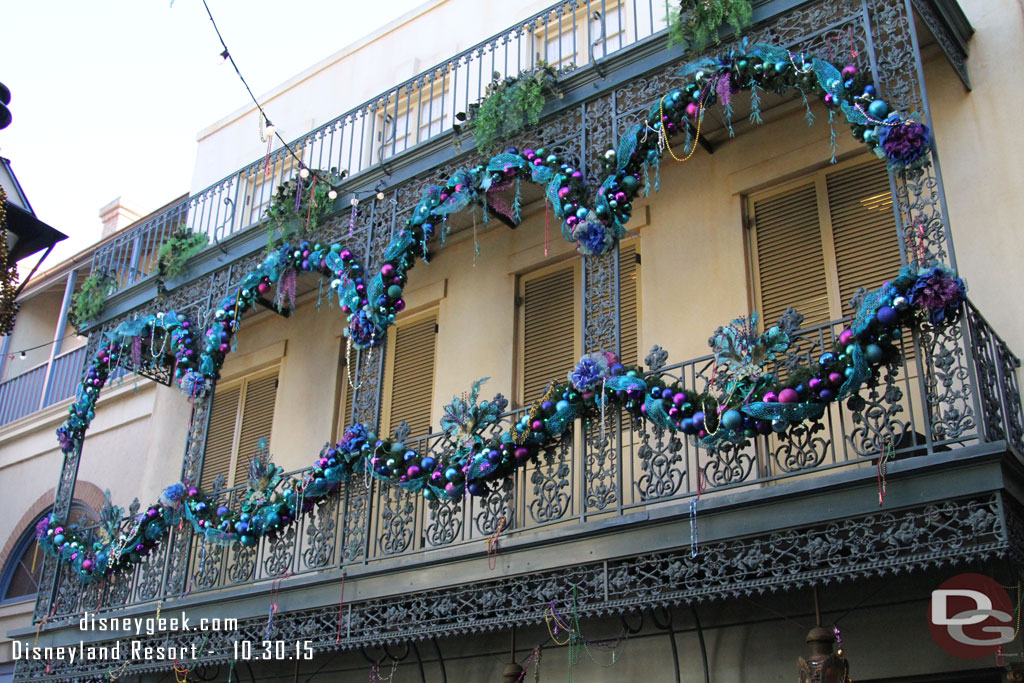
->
[827,161,902,315]
[201,386,240,490]
[522,265,577,404]
[234,372,279,486]
[388,315,437,439]
[618,243,639,367]
[751,184,831,327]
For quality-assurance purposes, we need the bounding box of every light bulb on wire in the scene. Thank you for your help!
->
[299,168,310,179]
[328,189,338,200]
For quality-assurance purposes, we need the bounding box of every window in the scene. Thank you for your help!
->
[518,260,581,406]
[747,158,901,328]
[382,312,438,439]
[533,4,626,71]
[201,368,280,490]
[378,85,451,161]
[1,503,93,602]
[241,153,304,228]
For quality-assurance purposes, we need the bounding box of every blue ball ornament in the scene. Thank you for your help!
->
[721,409,744,431]
[555,400,570,412]
[865,343,885,364]
[771,419,788,433]
[868,100,889,120]
[445,467,459,481]
[421,456,436,471]
[680,418,697,435]
[819,352,836,366]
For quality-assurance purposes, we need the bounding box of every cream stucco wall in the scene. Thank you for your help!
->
[925,0,1024,355]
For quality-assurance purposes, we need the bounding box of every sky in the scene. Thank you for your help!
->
[1,0,427,270]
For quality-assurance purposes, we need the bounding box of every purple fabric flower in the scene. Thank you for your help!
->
[56,426,77,452]
[338,423,369,455]
[877,114,932,169]
[908,266,966,325]
[35,516,51,539]
[347,309,382,348]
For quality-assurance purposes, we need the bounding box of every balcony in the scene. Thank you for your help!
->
[34,303,1023,622]
[0,347,87,427]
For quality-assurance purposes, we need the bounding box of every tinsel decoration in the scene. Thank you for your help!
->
[0,186,18,335]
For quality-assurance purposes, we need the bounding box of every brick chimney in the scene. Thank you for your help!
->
[98,197,144,238]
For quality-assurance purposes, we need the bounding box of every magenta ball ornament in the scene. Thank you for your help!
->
[406,465,421,479]
[839,329,854,346]
[778,388,800,404]
[762,391,778,403]
[828,372,843,386]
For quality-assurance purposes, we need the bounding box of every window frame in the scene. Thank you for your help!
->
[201,365,281,490]
[515,256,582,408]
[0,503,94,605]
[379,307,440,440]
[745,156,900,326]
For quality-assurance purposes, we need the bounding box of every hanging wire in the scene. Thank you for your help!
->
[198,0,305,169]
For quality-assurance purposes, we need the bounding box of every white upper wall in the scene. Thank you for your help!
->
[188,0,560,193]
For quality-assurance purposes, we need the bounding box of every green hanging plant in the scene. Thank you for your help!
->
[69,269,117,329]
[265,168,345,248]
[157,227,209,281]
[461,62,559,154]
[667,0,753,51]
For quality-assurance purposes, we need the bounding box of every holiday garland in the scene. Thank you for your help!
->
[667,0,753,51]
[42,261,965,581]
[41,44,944,582]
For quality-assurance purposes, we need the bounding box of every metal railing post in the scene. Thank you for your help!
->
[39,268,78,410]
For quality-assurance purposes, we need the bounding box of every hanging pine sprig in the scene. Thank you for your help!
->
[666,0,753,51]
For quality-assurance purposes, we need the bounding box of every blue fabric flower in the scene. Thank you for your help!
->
[576,221,611,256]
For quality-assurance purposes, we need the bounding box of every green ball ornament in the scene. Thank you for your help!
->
[387,285,403,299]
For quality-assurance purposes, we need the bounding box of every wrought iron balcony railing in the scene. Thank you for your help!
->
[39,301,1024,620]
[89,0,672,291]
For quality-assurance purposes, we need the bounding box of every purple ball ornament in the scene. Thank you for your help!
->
[876,305,899,328]
[819,389,836,402]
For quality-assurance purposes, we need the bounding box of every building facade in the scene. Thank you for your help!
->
[3,0,1024,680]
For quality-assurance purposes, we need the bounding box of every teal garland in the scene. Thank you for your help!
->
[44,262,965,582]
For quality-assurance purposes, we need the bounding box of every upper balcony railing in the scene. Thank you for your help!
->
[91,0,669,289]
[39,301,1024,620]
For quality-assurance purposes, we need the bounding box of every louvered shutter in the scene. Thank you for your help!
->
[340,369,355,429]
[522,266,577,404]
[827,161,902,315]
[752,184,831,327]
[388,315,437,439]
[618,243,639,367]
[201,386,240,490]
[235,372,279,486]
